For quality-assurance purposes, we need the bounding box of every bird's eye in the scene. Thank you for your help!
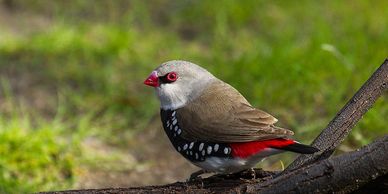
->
[166,72,178,82]
[159,72,178,84]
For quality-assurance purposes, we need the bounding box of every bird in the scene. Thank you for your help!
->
[144,60,319,179]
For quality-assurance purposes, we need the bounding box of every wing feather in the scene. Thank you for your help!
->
[177,80,294,143]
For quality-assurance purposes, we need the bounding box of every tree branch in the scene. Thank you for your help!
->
[255,135,388,193]
[285,59,388,171]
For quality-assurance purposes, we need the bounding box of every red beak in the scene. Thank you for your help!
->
[144,71,159,87]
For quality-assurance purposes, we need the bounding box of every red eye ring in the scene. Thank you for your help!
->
[167,72,178,82]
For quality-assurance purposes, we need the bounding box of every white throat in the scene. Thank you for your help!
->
[156,85,190,110]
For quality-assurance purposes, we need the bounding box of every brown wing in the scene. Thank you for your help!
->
[177,80,294,143]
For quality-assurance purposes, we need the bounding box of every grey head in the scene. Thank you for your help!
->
[144,60,217,110]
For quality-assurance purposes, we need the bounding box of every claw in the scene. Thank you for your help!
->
[248,168,256,179]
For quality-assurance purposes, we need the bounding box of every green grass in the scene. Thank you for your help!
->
[0,0,387,192]
[0,115,76,193]
[0,86,79,193]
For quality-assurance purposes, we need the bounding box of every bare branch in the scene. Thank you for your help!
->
[255,135,388,193]
[285,59,388,171]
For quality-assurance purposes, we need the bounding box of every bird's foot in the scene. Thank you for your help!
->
[248,168,256,179]
[187,169,206,182]
[234,168,257,180]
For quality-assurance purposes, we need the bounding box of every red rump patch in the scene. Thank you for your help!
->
[229,138,295,158]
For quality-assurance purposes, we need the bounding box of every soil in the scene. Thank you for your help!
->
[75,124,198,188]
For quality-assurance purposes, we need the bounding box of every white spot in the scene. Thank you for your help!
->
[174,126,178,131]
[167,121,170,127]
[207,146,212,154]
[183,144,188,150]
[173,133,176,137]
[172,111,176,117]
[224,147,229,154]
[195,153,199,159]
[190,151,193,155]
[214,144,219,152]
[177,146,181,151]
[173,119,177,125]
[202,150,206,156]
[186,151,189,155]
[189,142,194,149]
[169,125,173,130]
[199,143,204,151]
[177,129,182,135]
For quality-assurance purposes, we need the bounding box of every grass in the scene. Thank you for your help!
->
[0,0,387,192]
[0,84,78,193]
[0,115,76,193]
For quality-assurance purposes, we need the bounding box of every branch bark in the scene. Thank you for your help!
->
[285,58,388,171]
[41,59,388,193]
[255,135,388,193]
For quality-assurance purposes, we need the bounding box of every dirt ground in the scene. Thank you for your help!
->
[75,123,199,188]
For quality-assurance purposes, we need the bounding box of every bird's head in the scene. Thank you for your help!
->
[144,60,216,110]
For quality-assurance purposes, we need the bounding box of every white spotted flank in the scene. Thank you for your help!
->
[214,144,219,152]
[199,143,204,151]
[224,147,229,154]
[207,146,212,154]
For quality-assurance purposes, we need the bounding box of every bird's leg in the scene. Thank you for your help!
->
[188,169,207,182]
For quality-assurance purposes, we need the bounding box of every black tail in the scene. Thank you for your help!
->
[278,142,319,154]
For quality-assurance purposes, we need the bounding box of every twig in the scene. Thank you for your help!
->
[255,136,388,193]
[285,59,388,171]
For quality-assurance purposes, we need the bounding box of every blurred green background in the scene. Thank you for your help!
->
[0,0,387,193]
